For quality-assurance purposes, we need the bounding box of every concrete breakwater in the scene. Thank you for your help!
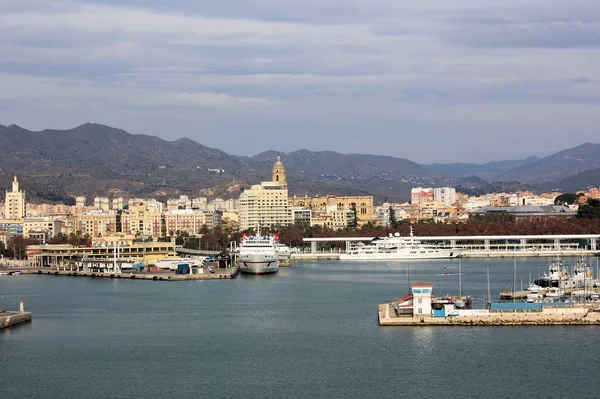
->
[378,303,600,326]
[1,300,32,330]
[11,266,240,281]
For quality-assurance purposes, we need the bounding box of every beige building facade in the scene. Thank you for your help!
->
[121,203,163,239]
[5,176,26,220]
[290,194,375,228]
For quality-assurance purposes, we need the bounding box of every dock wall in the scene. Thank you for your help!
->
[378,303,600,326]
[0,312,32,330]
[10,265,240,281]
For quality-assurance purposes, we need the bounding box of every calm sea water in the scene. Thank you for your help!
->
[2,257,600,398]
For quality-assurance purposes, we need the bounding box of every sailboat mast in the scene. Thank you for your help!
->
[458,257,462,297]
[487,267,491,308]
[513,257,517,303]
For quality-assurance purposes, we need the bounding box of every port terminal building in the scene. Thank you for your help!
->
[26,234,176,267]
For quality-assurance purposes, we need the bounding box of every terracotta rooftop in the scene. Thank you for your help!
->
[410,281,433,287]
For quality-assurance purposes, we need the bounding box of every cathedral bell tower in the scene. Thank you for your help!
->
[272,155,287,189]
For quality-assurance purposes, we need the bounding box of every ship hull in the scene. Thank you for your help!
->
[238,254,279,274]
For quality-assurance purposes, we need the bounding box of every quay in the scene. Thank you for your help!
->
[6,265,240,281]
[378,303,600,326]
[0,300,32,330]
[378,281,600,326]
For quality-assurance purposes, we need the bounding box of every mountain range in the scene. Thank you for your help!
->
[425,156,541,181]
[1,123,599,203]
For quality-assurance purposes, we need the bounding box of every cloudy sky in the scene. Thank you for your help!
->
[1,0,599,163]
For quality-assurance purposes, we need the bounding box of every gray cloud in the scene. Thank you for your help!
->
[567,76,591,84]
[0,0,599,163]
[445,21,600,49]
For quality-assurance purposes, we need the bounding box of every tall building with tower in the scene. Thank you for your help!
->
[5,176,26,220]
[239,156,293,231]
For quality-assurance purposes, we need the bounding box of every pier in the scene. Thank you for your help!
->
[3,265,240,281]
[0,300,32,330]
[378,281,600,326]
[378,303,600,326]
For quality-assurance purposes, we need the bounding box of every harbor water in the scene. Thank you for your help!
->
[2,257,600,398]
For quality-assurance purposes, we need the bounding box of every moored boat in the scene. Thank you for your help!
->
[237,231,279,275]
[339,227,458,261]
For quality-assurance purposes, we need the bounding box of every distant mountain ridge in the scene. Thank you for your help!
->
[424,156,541,180]
[1,123,599,203]
[0,123,447,202]
[497,143,600,184]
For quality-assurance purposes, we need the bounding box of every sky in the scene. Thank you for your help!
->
[1,0,599,163]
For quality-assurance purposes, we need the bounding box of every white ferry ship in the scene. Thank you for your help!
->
[237,232,279,274]
[339,227,458,261]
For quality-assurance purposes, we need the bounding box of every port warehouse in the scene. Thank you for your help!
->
[26,241,177,267]
[302,234,600,254]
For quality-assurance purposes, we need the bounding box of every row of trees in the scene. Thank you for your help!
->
[1,236,41,259]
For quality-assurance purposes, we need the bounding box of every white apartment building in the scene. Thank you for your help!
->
[4,176,26,220]
[76,196,86,207]
[192,197,208,209]
[167,195,191,210]
[93,197,110,211]
[112,197,124,210]
[433,187,457,206]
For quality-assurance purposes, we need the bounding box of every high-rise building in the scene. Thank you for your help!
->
[433,187,456,206]
[112,197,124,210]
[76,196,86,207]
[93,197,110,211]
[5,176,26,220]
[121,202,163,239]
[239,156,293,231]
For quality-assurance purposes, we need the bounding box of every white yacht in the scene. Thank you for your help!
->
[338,227,458,261]
[237,233,279,274]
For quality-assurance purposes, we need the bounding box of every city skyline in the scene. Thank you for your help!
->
[1,0,599,163]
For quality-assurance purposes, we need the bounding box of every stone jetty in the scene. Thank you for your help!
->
[1,299,32,330]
